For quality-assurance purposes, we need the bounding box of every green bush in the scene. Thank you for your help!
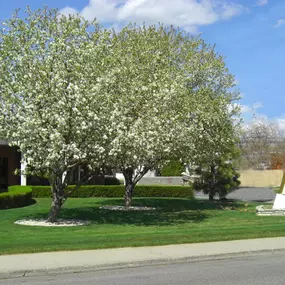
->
[0,186,33,209]
[31,185,193,199]
[104,176,121,185]
[133,185,193,198]
[193,147,241,200]
[160,160,185,176]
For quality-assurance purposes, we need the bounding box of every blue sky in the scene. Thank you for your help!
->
[1,0,284,127]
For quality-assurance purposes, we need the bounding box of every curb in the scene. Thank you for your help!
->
[1,247,285,279]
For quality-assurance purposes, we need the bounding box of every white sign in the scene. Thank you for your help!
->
[273,194,285,210]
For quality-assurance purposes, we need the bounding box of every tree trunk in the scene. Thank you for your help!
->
[123,168,135,208]
[209,192,214,201]
[47,174,65,223]
[125,183,135,208]
[48,191,64,223]
[209,164,216,201]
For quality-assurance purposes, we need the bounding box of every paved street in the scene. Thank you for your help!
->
[2,252,285,285]
[195,187,276,202]
[226,187,276,202]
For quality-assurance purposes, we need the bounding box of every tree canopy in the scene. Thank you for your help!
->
[0,7,241,219]
[0,8,113,221]
[93,23,240,206]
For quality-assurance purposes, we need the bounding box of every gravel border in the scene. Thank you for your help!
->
[14,219,90,227]
[99,205,156,211]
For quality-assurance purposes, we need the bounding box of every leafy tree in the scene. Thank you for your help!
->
[160,160,185,176]
[0,8,111,222]
[239,120,284,169]
[193,146,241,200]
[0,7,241,215]
[95,24,240,207]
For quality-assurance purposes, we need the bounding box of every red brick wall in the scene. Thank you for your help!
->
[0,146,21,186]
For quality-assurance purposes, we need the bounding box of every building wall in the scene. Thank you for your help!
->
[239,169,284,187]
[0,146,21,186]
[138,176,184,185]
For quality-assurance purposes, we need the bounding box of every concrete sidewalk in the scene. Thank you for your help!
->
[2,237,285,278]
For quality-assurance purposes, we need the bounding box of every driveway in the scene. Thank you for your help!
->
[195,187,276,202]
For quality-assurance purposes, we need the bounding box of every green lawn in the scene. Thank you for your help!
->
[1,197,285,255]
[273,186,281,194]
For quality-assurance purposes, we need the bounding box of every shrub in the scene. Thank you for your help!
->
[193,152,241,200]
[104,176,121,185]
[133,185,193,198]
[160,160,185,176]
[31,185,193,199]
[0,186,33,209]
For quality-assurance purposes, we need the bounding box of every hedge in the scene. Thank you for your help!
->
[0,186,33,209]
[31,185,194,199]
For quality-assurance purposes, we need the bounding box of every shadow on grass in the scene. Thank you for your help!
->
[25,198,243,226]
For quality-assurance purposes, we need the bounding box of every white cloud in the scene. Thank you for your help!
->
[59,6,79,17]
[276,118,285,132]
[252,102,263,110]
[60,0,246,32]
[80,0,119,22]
[256,0,268,7]
[219,2,244,19]
[274,19,285,28]
[240,105,252,114]
[243,111,285,133]
[239,102,263,114]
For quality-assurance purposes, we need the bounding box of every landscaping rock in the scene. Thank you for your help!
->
[256,205,285,216]
[14,219,90,227]
[99,206,156,211]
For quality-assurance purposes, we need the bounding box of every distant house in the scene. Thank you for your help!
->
[0,140,22,190]
[0,141,106,188]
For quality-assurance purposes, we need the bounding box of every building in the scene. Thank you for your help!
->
[0,141,105,187]
[0,140,22,191]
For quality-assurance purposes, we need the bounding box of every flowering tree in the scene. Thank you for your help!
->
[0,8,112,222]
[0,7,240,216]
[93,24,240,207]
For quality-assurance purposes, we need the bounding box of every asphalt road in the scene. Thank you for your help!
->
[2,252,285,285]
[195,187,276,202]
